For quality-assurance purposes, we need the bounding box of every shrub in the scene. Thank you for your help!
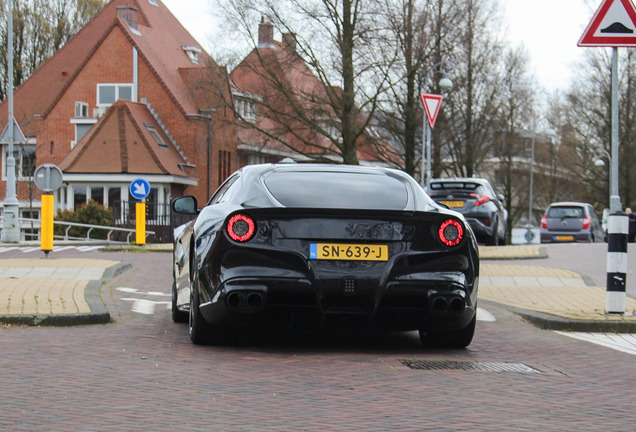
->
[54,200,114,240]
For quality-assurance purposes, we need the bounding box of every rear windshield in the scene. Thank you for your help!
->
[263,171,409,209]
[547,206,584,218]
[429,181,487,196]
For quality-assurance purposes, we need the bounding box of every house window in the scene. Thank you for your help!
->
[218,150,232,184]
[182,45,201,64]
[318,118,341,140]
[148,0,158,5]
[3,145,36,180]
[247,153,266,165]
[234,95,257,123]
[97,83,133,106]
[145,124,168,148]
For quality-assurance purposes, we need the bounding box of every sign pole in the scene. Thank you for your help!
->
[578,0,635,314]
[136,200,146,245]
[606,47,628,314]
[2,0,20,243]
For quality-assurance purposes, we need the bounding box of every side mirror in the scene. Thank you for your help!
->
[172,196,198,215]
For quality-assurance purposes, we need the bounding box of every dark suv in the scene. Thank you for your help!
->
[428,178,508,245]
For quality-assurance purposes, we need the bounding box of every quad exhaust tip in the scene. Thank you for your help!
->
[226,291,265,311]
[431,295,465,313]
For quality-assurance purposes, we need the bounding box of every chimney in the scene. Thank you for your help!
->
[117,4,138,31]
[283,33,296,52]
[258,17,274,48]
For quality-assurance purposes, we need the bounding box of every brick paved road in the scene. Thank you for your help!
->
[2,247,636,431]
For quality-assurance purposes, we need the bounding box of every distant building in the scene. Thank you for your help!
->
[230,18,399,167]
[0,0,237,241]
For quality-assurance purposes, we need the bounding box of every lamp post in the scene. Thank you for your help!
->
[2,0,20,243]
[421,62,454,189]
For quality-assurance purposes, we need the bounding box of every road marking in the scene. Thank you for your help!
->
[477,307,496,322]
[117,287,170,316]
[555,331,636,356]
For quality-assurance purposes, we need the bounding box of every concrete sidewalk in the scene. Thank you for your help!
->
[0,257,130,325]
[1,244,635,332]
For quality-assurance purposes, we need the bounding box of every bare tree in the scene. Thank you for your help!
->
[219,0,395,164]
[0,0,105,101]
[561,47,636,211]
[439,0,505,178]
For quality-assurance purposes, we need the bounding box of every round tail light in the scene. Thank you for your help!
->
[439,219,464,247]
[227,214,255,242]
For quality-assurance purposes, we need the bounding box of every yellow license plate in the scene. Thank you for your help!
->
[310,243,388,261]
[440,200,464,208]
[556,235,574,241]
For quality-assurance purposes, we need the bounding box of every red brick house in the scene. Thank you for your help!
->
[230,19,399,167]
[0,0,236,240]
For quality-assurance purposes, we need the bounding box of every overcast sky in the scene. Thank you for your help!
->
[162,0,599,93]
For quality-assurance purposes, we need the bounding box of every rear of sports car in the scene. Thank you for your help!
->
[187,164,479,347]
[196,207,478,342]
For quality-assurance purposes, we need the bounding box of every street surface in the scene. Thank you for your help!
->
[2,244,636,430]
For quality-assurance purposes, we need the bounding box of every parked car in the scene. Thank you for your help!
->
[171,163,480,348]
[540,202,605,243]
[427,178,508,245]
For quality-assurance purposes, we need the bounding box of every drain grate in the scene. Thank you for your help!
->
[399,359,540,374]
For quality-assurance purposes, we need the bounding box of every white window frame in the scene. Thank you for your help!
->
[97,83,134,107]
[2,144,36,181]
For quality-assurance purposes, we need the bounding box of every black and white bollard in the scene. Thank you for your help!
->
[606,212,629,314]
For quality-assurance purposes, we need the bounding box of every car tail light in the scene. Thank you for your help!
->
[227,214,255,242]
[540,214,548,229]
[582,215,591,229]
[439,219,464,247]
[470,193,490,206]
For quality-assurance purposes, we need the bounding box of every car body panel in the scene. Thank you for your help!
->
[172,164,480,346]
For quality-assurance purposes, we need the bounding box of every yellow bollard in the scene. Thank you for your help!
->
[41,193,54,252]
[136,202,146,245]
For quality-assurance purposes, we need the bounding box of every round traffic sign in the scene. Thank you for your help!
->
[33,164,63,192]
[129,178,151,200]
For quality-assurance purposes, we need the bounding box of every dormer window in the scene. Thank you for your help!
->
[233,91,258,123]
[145,124,168,148]
[148,0,158,5]
[182,45,201,64]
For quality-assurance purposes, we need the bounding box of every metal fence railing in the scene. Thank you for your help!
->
[2,218,156,244]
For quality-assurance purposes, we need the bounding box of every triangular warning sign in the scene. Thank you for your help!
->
[419,93,444,128]
[0,117,27,143]
[578,0,636,47]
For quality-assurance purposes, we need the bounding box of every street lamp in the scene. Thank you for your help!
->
[421,61,454,189]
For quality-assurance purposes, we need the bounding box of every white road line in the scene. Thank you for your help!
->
[20,247,41,253]
[76,246,104,251]
[555,331,636,356]
[477,307,496,322]
[0,247,19,253]
[53,246,76,252]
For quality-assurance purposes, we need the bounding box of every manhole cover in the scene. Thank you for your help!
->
[399,359,540,374]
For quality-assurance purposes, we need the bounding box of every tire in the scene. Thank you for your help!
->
[419,316,476,349]
[485,220,499,246]
[171,281,188,323]
[189,276,212,345]
[188,275,226,345]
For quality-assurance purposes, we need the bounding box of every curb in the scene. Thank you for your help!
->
[482,299,636,333]
[0,262,132,326]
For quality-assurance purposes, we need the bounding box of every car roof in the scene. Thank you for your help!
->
[547,201,590,207]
